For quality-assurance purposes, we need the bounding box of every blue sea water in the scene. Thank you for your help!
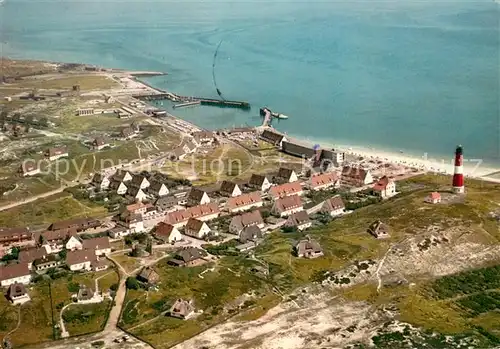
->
[1,0,499,165]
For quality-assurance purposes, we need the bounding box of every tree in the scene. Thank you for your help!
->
[58,249,67,260]
[126,277,139,290]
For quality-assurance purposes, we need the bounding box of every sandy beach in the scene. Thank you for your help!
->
[286,134,500,180]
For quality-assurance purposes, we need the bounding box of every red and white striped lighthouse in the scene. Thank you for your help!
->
[452,145,465,194]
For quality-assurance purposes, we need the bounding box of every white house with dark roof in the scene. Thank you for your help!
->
[65,235,83,251]
[127,186,148,202]
[91,173,110,191]
[322,195,345,217]
[130,174,150,190]
[285,211,311,231]
[92,137,109,150]
[219,180,242,197]
[275,168,298,184]
[187,188,210,206]
[82,237,111,256]
[66,250,96,271]
[295,236,323,258]
[272,195,303,217]
[184,218,211,239]
[155,222,182,244]
[109,180,128,195]
[248,174,272,192]
[260,129,287,148]
[229,210,265,235]
[113,170,133,183]
[148,182,169,197]
[7,283,31,304]
[0,263,31,287]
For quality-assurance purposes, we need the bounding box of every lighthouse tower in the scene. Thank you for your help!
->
[452,145,465,194]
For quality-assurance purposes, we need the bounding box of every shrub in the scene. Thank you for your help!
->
[126,277,139,290]
[109,283,118,291]
[67,282,80,293]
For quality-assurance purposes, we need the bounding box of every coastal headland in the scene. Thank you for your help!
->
[0,58,499,349]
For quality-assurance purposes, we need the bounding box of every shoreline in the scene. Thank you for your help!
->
[288,134,500,180]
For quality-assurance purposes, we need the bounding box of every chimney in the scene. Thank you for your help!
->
[452,145,465,194]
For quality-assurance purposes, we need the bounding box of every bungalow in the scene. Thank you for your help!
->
[130,174,150,190]
[373,176,396,199]
[46,146,68,161]
[294,236,323,258]
[229,210,265,235]
[20,161,40,177]
[367,220,390,239]
[272,195,303,217]
[108,225,130,239]
[226,192,263,213]
[187,188,210,206]
[148,182,169,197]
[192,130,215,146]
[66,250,96,271]
[36,229,78,253]
[239,225,263,244]
[82,237,111,256]
[155,222,182,244]
[184,218,211,239]
[0,227,33,247]
[155,196,179,212]
[165,203,220,228]
[112,170,133,183]
[7,283,31,305]
[118,213,145,233]
[0,263,31,287]
[127,186,148,202]
[308,172,340,191]
[65,235,83,251]
[169,247,205,267]
[285,211,312,231]
[341,166,373,187]
[109,180,128,195]
[33,255,61,271]
[269,182,303,200]
[120,127,137,140]
[260,129,287,148]
[219,180,242,197]
[248,174,272,192]
[275,168,298,184]
[137,267,160,284]
[425,192,442,204]
[126,202,148,216]
[322,195,345,217]
[91,173,110,191]
[169,147,188,161]
[169,299,194,319]
[49,218,101,233]
[92,137,109,150]
[19,247,48,270]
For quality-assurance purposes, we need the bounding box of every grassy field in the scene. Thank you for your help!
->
[0,269,117,347]
[123,258,269,348]
[113,253,144,274]
[13,75,119,91]
[120,173,500,347]
[63,300,113,337]
[0,191,107,227]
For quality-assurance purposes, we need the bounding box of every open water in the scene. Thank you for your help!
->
[1,0,499,165]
